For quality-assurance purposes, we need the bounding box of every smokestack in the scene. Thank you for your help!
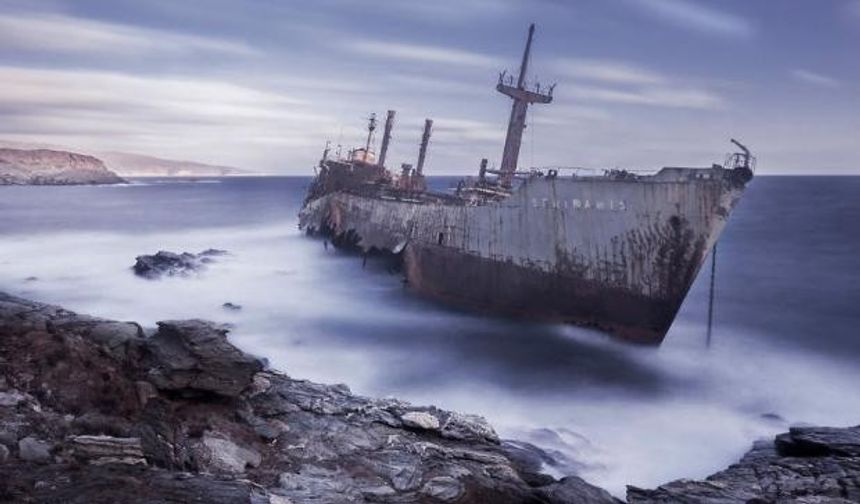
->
[378,110,395,167]
[416,119,433,176]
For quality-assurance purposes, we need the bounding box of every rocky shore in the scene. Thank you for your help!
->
[1,292,858,503]
[0,292,617,503]
[628,425,860,503]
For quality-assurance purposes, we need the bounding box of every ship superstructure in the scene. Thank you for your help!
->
[299,25,754,344]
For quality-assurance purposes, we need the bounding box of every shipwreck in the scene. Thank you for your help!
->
[299,24,754,344]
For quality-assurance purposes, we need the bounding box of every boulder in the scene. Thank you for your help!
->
[195,432,261,474]
[132,249,227,279]
[440,412,499,443]
[141,320,263,397]
[400,411,440,431]
[18,436,52,462]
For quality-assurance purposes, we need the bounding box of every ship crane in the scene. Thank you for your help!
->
[496,23,554,188]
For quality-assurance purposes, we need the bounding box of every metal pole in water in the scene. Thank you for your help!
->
[706,243,717,347]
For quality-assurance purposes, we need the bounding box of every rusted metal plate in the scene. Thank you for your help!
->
[299,167,747,344]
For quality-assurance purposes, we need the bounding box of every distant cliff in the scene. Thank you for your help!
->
[0,141,250,178]
[0,148,126,185]
[97,151,249,177]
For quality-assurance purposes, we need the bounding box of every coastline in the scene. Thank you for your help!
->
[0,292,617,503]
[1,291,858,503]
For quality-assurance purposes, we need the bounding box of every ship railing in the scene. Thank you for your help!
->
[528,166,662,179]
[724,152,757,173]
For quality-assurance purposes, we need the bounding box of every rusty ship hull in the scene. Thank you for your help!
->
[298,24,753,344]
[299,167,747,344]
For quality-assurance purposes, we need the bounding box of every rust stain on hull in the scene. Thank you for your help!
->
[299,170,749,345]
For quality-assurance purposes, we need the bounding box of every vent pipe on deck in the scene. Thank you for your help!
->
[416,119,433,175]
[378,110,395,167]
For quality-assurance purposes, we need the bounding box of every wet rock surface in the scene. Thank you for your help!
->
[0,292,615,503]
[132,248,227,279]
[628,425,860,503]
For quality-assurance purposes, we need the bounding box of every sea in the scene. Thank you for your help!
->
[1,176,858,497]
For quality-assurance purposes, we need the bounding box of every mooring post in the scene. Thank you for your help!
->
[706,243,717,348]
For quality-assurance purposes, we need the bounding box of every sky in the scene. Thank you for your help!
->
[0,0,858,175]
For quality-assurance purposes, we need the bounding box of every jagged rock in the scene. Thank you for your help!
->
[194,432,261,474]
[421,476,464,501]
[776,425,860,457]
[18,436,52,462]
[400,411,440,430]
[142,320,262,397]
[277,465,364,502]
[627,425,860,503]
[222,302,243,311]
[67,435,146,466]
[440,411,499,443]
[132,249,227,279]
[537,476,622,504]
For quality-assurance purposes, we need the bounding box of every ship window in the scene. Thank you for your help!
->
[437,232,445,245]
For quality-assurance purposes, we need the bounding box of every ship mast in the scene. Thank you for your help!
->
[497,24,553,188]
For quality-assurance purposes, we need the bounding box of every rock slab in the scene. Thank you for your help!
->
[628,425,860,503]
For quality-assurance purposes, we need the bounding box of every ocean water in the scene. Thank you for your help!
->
[1,176,858,496]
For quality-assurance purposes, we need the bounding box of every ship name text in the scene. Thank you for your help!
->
[532,198,629,211]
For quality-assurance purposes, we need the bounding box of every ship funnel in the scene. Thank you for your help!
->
[416,119,433,175]
[378,110,396,167]
[364,113,377,157]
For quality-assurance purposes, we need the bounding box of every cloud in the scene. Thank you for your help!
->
[552,58,665,85]
[0,66,336,169]
[628,0,753,38]
[0,12,258,57]
[347,40,502,68]
[791,69,840,88]
[566,84,723,109]
[550,57,723,110]
[349,0,519,24]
